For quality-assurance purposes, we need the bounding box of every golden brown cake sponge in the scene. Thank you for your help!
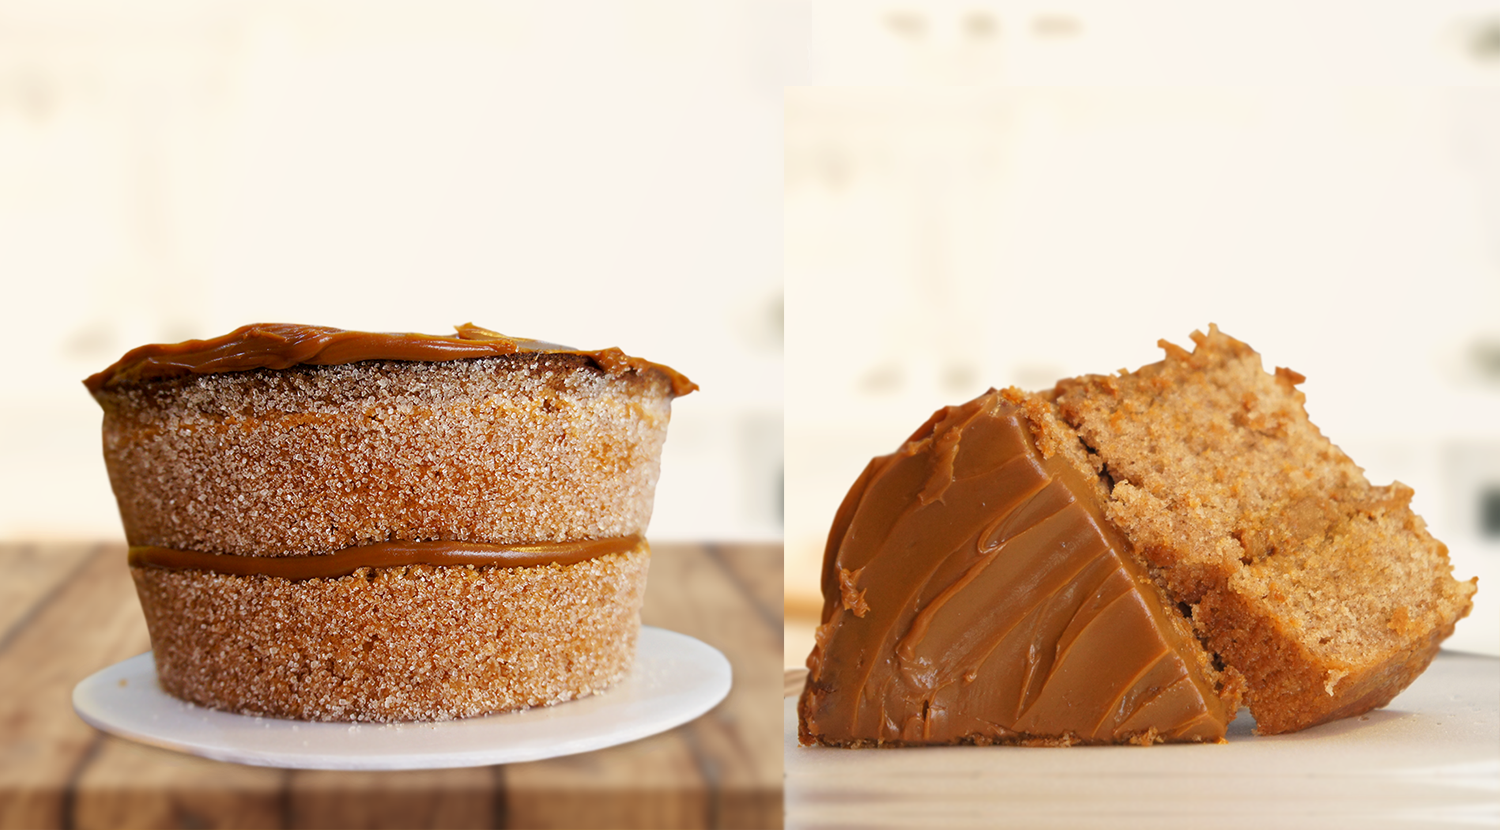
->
[1053,325,1476,734]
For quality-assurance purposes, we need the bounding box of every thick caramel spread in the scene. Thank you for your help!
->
[799,391,1232,746]
[129,535,642,580]
[84,323,696,397]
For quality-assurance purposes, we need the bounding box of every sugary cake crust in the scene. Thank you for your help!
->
[131,546,650,722]
[1053,326,1476,734]
[93,344,680,723]
[94,354,672,556]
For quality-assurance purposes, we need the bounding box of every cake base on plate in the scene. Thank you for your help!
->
[72,627,730,770]
[132,545,650,722]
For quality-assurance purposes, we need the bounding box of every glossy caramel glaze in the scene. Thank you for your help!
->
[799,390,1234,746]
[129,535,642,580]
[84,322,697,397]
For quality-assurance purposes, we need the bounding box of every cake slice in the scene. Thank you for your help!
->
[799,326,1475,745]
[1052,325,1476,734]
[799,388,1243,746]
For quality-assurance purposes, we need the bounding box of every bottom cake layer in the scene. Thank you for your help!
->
[130,543,650,722]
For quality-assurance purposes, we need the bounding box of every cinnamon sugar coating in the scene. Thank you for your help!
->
[1053,326,1476,734]
[131,546,650,722]
[94,354,673,556]
[90,336,683,723]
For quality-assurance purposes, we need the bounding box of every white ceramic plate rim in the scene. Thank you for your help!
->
[73,626,731,770]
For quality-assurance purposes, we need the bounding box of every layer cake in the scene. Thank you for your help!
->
[88,322,695,722]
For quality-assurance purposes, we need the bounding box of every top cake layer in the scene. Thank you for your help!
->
[84,322,697,397]
[89,324,693,557]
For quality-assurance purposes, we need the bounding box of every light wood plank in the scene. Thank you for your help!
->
[641,544,783,830]
[785,656,1500,830]
[0,544,151,830]
[288,767,496,829]
[504,732,709,829]
[0,543,98,646]
[703,543,782,630]
[72,740,286,830]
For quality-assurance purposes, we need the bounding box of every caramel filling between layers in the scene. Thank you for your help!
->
[85,322,697,397]
[129,535,643,580]
[800,391,1232,746]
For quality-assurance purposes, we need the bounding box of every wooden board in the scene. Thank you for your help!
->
[0,541,782,830]
[784,654,1500,829]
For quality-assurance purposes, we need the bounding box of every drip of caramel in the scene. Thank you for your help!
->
[84,323,696,397]
[129,535,642,580]
[799,391,1232,746]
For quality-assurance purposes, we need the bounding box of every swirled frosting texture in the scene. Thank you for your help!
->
[799,390,1234,746]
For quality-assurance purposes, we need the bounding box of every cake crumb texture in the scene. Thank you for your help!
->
[1053,325,1476,734]
[95,354,673,555]
[131,547,650,722]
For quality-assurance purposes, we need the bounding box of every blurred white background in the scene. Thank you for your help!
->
[0,0,799,543]
[787,0,1500,659]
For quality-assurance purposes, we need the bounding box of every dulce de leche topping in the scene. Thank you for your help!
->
[129,535,643,580]
[84,322,697,397]
[799,390,1232,746]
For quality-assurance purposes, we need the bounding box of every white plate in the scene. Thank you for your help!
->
[73,626,730,770]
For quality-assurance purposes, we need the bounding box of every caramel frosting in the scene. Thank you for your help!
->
[128,535,643,580]
[84,323,697,397]
[799,391,1233,746]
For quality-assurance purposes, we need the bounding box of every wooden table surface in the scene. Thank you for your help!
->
[0,541,782,830]
[783,658,1500,829]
